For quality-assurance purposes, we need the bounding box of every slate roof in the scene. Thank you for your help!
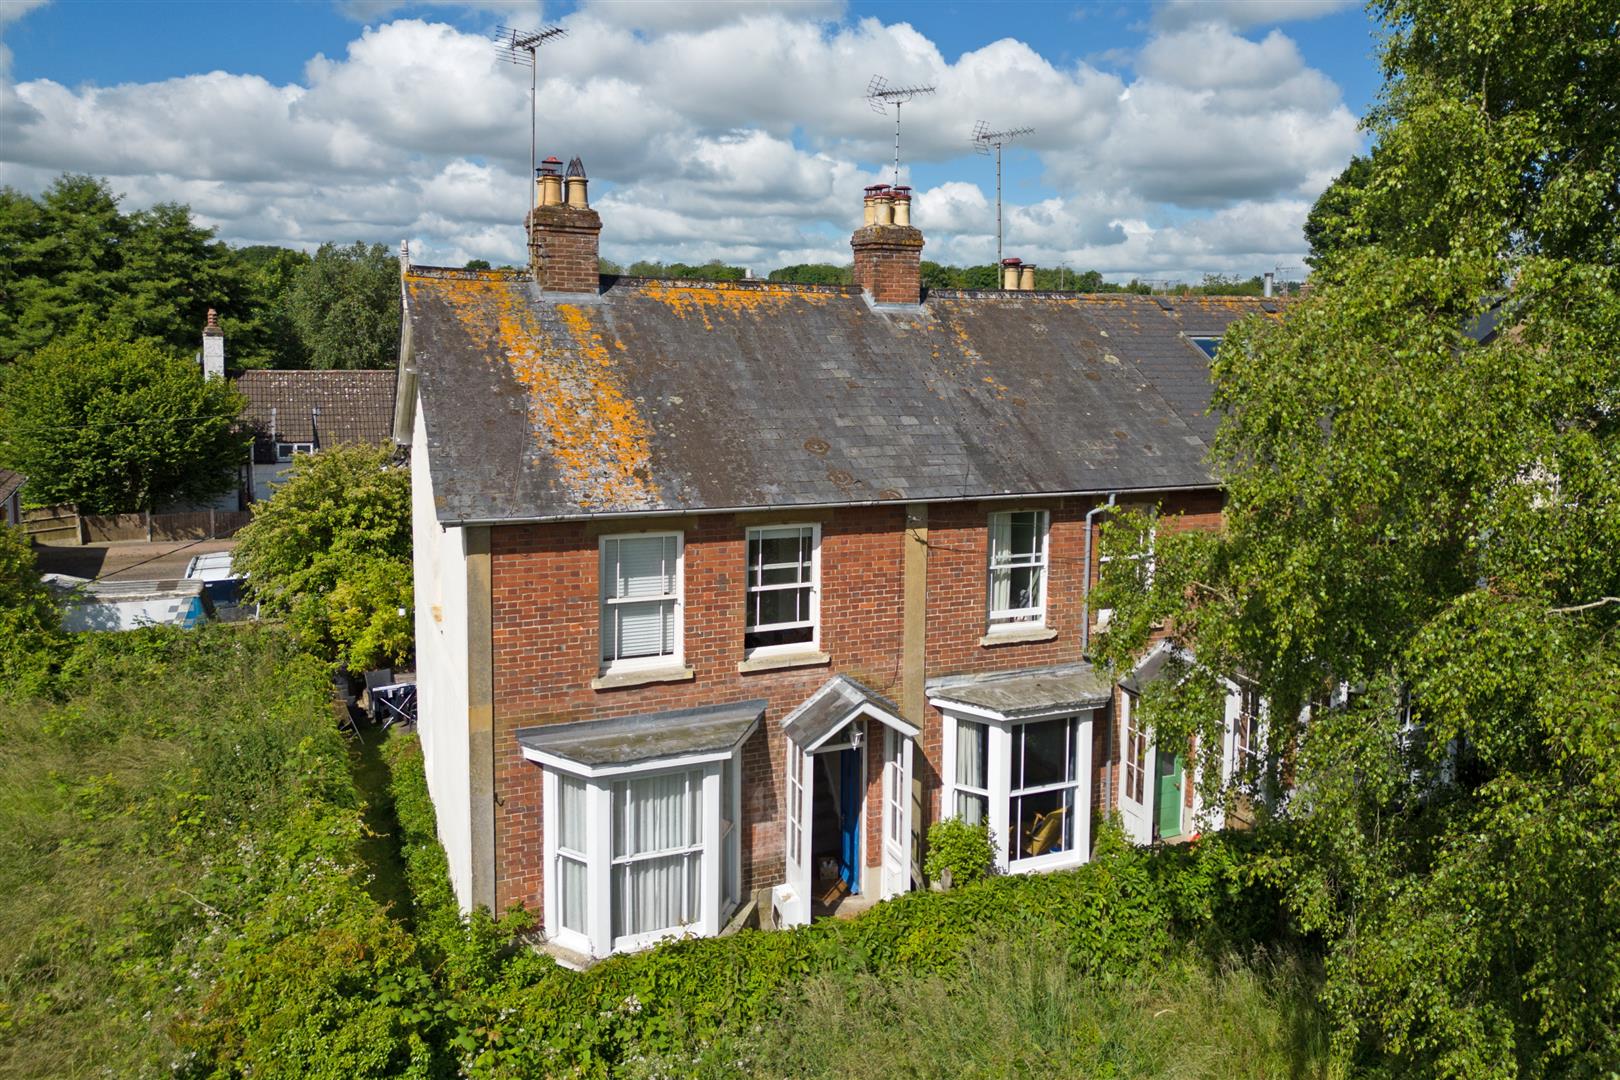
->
[515,699,765,770]
[0,469,24,505]
[401,270,1273,524]
[780,675,915,751]
[235,370,396,464]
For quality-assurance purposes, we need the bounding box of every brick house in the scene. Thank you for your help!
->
[394,162,1274,960]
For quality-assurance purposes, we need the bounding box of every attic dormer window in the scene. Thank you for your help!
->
[275,442,314,461]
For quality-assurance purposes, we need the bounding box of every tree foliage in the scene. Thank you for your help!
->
[232,444,412,672]
[0,524,61,694]
[285,241,402,370]
[0,331,245,512]
[1094,2,1620,1074]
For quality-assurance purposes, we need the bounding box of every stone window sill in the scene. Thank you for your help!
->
[590,665,696,691]
[979,626,1058,647]
[736,649,832,675]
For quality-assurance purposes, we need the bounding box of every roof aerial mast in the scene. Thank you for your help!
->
[495,24,567,224]
[866,75,936,188]
[972,122,1034,271]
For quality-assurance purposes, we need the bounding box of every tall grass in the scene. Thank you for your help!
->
[623,935,1333,1080]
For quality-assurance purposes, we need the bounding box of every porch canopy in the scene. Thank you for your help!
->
[516,699,765,777]
[781,675,917,751]
[928,662,1112,720]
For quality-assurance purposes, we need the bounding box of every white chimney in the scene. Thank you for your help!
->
[201,308,225,380]
[1263,271,1274,299]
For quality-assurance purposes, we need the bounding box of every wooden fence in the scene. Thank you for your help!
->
[19,505,251,545]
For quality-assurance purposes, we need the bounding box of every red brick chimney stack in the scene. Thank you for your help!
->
[851,184,924,305]
[527,155,602,294]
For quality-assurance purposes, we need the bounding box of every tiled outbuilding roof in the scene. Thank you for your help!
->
[400,271,1274,524]
[235,369,396,463]
[0,468,24,505]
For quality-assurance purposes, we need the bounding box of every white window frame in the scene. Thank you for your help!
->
[938,704,1095,875]
[539,749,741,959]
[743,523,820,658]
[1094,517,1155,633]
[986,509,1050,631]
[275,441,314,461]
[1124,692,1150,806]
[599,531,684,675]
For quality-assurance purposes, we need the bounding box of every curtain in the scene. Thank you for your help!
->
[988,515,1013,614]
[556,773,587,933]
[612,770,701,940]
[955,720,988,825]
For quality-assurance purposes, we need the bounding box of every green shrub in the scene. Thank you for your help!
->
[923,816,996,887]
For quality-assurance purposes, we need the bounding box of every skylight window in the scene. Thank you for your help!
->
[1188,336,1221,359]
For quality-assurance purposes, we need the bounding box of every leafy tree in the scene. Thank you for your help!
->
[768,263,852,285]
[0,331,245,512]
[232,444,411,671]
[1302,155,1376,269]
[464,258,492,271]
[1095,1,1620,1074]
[285,242,401,370]
[221,245,311,369]
[0,524,61,694]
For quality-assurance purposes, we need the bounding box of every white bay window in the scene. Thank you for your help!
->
[937,699,1096,874]
[527,702,761,959]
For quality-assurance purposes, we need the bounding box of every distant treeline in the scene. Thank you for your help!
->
[603,258,1294,296]
[1,175,401,369]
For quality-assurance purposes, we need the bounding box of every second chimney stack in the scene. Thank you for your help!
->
[527,155,601,293]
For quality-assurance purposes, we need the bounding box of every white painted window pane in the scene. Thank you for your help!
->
[956,720,987,792]
[614,771,698,857]
[989,511,1046,621]
[558,855,587,933]
[612,599,673,659]
[613,851,700,940]
[612,535,676,600]
[558,773,587,852]
[955,791,988,825]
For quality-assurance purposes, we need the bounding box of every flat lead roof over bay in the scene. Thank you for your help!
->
[928,663,1114,719]
[401,272,1274,523]
[516,699,766,769]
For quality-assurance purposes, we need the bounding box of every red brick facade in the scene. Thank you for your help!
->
[485,491,1223,915]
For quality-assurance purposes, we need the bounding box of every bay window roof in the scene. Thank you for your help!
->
[928,663,1112,720]
[516,699,765,775]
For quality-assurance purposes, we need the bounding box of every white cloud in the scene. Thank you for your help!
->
[0,6,1363,278]
[1153,0,1357,30]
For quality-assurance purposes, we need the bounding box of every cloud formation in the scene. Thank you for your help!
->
[0,3,1362,279]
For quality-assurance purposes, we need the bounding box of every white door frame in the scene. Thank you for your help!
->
[775,740,814,928]
[1118,691,1156,845]
[881,726,914,899]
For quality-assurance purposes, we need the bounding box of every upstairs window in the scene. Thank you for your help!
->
[600,533,682,671]
[987,510,1048,628]
[1095,517,1155,633]
[744,524,819,653]
[275,441,314,461]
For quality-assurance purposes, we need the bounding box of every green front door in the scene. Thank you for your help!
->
[1156,750,1184,839]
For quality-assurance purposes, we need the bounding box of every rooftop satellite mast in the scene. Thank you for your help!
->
[972,121,1034,269]
[495,24,567,219]
[867,75,936,187]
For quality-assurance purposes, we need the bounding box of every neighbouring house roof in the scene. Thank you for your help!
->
[235,370,397,464]
[928,662,1114,719]
[780,675,916,751]
[0,468,24,505]
[47,576,212,632]
[514,699,766,773]
[399,270,1275,524]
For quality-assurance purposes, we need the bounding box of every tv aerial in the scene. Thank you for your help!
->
[495,24,567,217]
[866,75,936,187]
[972,122,1034,268]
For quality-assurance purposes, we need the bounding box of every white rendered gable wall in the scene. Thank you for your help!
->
[412,396,474,910]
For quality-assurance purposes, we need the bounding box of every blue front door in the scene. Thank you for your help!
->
[839,746,860,893]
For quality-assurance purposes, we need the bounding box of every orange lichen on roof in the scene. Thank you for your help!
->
[415,275,657,511]
[639,282,831,330]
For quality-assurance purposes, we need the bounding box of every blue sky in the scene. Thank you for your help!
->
[1,0,1384,280]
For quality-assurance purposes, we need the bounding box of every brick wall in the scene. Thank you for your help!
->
[487,490,1224,915]
[850,224,924,305]
[527,205,602,294]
